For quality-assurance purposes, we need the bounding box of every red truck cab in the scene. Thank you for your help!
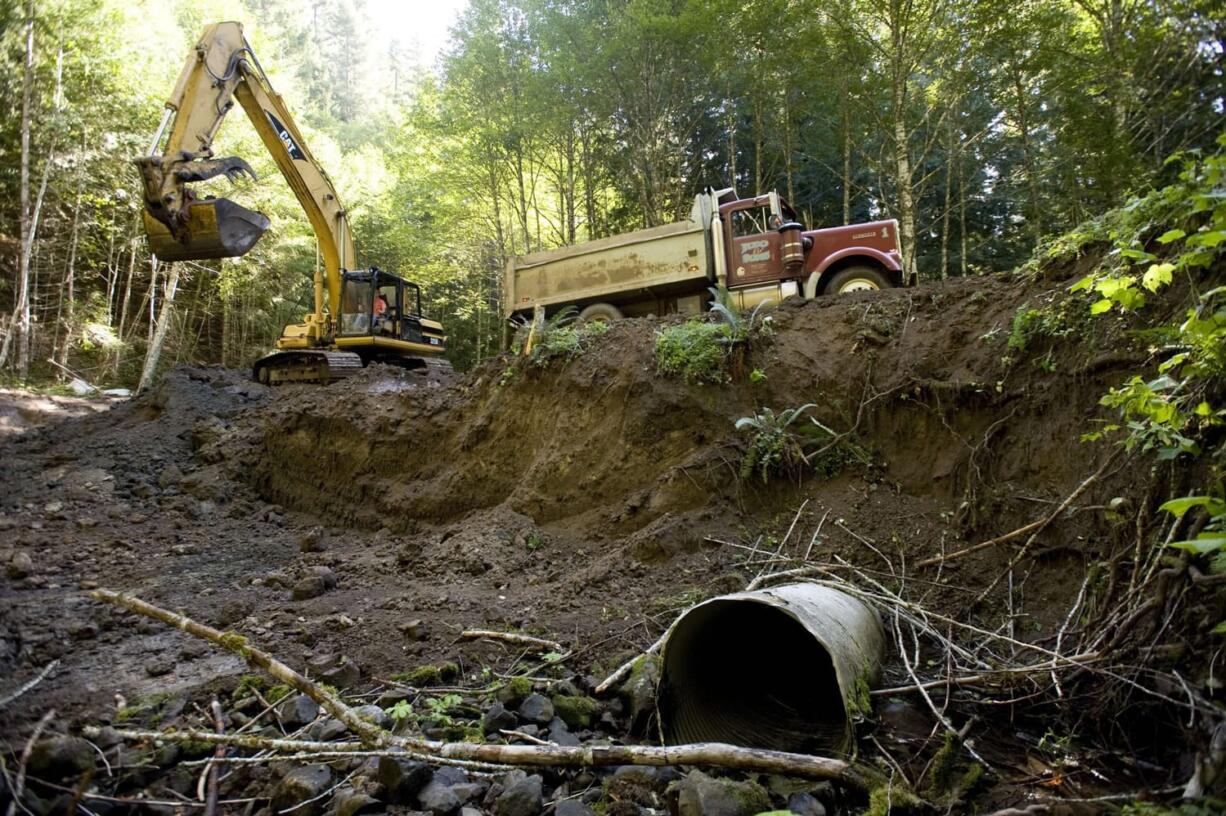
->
[717,190,908,302]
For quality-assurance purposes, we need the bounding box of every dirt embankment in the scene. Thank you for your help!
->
[0,266,1191,806]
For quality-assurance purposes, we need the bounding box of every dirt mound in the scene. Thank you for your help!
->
[0,266,1181,805]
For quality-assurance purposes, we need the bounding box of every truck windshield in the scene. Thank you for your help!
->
[731,207,771,237]
[340,276,373,335]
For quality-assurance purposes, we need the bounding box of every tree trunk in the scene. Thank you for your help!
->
[841,82,852,224]
[55,130,86,377]
[139,262,181,392]
[891,78,917,282]
[12,0,36,379]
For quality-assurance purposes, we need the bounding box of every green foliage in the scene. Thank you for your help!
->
[422,693,464,727]
[655,321,733,385]
[1075,137,1226,459]
[530,320,610,368]
[385,699,414,722]
[749,368,767,384]
[735,404,861,484]
[1122,799,1226,816]
[1161,494,1226,582]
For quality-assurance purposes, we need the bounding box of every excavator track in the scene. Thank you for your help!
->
[252,350,364,385]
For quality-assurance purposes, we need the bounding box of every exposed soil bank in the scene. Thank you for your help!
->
[0,269,1203,809]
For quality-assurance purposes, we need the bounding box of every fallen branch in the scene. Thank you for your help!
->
[594,634,664,696]
[84,725,878,789]
[6,709,56,816]
[0,660,59,709]
[460,630,563,653]
[916,453,1118,571]
[88,589,878,791]
[91,589,390,747]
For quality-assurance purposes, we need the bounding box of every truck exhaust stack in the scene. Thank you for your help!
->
[657,583,884,754]
[142,198,270,261]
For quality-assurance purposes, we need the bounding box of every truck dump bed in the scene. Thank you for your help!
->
[504,218,710,317]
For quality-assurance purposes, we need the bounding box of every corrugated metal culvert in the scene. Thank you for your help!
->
[657,583,885,754]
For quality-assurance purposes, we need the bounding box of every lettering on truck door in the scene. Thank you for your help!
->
[728,205,783,285]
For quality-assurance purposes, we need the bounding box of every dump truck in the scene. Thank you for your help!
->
[503,188,909,334]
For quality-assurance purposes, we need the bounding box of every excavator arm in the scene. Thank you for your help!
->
[136,21,355,332]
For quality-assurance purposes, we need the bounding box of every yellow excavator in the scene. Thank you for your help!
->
[136,21,448,384]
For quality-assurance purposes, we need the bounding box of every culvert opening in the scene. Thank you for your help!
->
[659,598,849,753]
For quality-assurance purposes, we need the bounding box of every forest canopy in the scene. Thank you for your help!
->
[0,0,1222,383]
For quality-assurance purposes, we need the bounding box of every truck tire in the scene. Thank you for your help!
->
[824,265,892,294]
[578,302,624,323]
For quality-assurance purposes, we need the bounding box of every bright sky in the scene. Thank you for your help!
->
[363,0,472,69]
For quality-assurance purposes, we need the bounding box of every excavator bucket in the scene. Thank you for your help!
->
[142,198,271,261]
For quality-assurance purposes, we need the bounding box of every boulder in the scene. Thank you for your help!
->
[417,779,462,815]
[555,801,595,816]
[786,792,826,816]
[278,694,321,728]
[377,755,432,804]
[271,764,333,816]
[673,771,770,816]
[27,736,95,782]
[496,773,543,816]
[483,701,518,734]
[517,693,554,724]
[333,788,381,816]
[292,576,328,601]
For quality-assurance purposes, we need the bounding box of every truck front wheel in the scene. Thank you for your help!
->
[578,302,624,323]
[824,265,892,294]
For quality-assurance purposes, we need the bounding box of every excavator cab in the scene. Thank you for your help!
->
[338,269,444,352]
[142,198,271,261]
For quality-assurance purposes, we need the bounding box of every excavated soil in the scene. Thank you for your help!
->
[0,267,1190,806]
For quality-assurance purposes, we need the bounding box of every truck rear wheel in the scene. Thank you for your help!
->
[825,265,892,294]
[578,302,623,323]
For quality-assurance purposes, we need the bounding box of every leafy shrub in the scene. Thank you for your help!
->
[655,321,733,384]
[736,404,863,483]
[530,320,609,367]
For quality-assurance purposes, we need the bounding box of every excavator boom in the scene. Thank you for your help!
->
[136,21,355,319]
[136,21,448,384]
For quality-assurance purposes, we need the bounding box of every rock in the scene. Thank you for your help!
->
[434,767,468,786]
[555,801,595,816]
[496,677,533,708]
[517,693,554,724]
[483,701,518,734]
[278,694,321,728]
[68,378,96,396]
[786,792,826,816]
[215,599,252,627]
[43,501,64,516]
[496,774,543,816]
[334,788,381,816]
[8,551,33,579]
[673,771,770,816]
[621,655,659,735]
[551,694,599,729]
[309,565,339,589]
[271,764,333,816]
[417,779,462,815]
[319,656,361,688]
[157,464,183,489]
[292,576,328,601]
[299,527,327,553]
[451,783,486,804]
[315,719,348,742]
[377,755,432,804]
[144,658,173,677]
[399,618,427,640]
[355,704,391,729]
[27,736,95,782]
[461,808,483,816]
